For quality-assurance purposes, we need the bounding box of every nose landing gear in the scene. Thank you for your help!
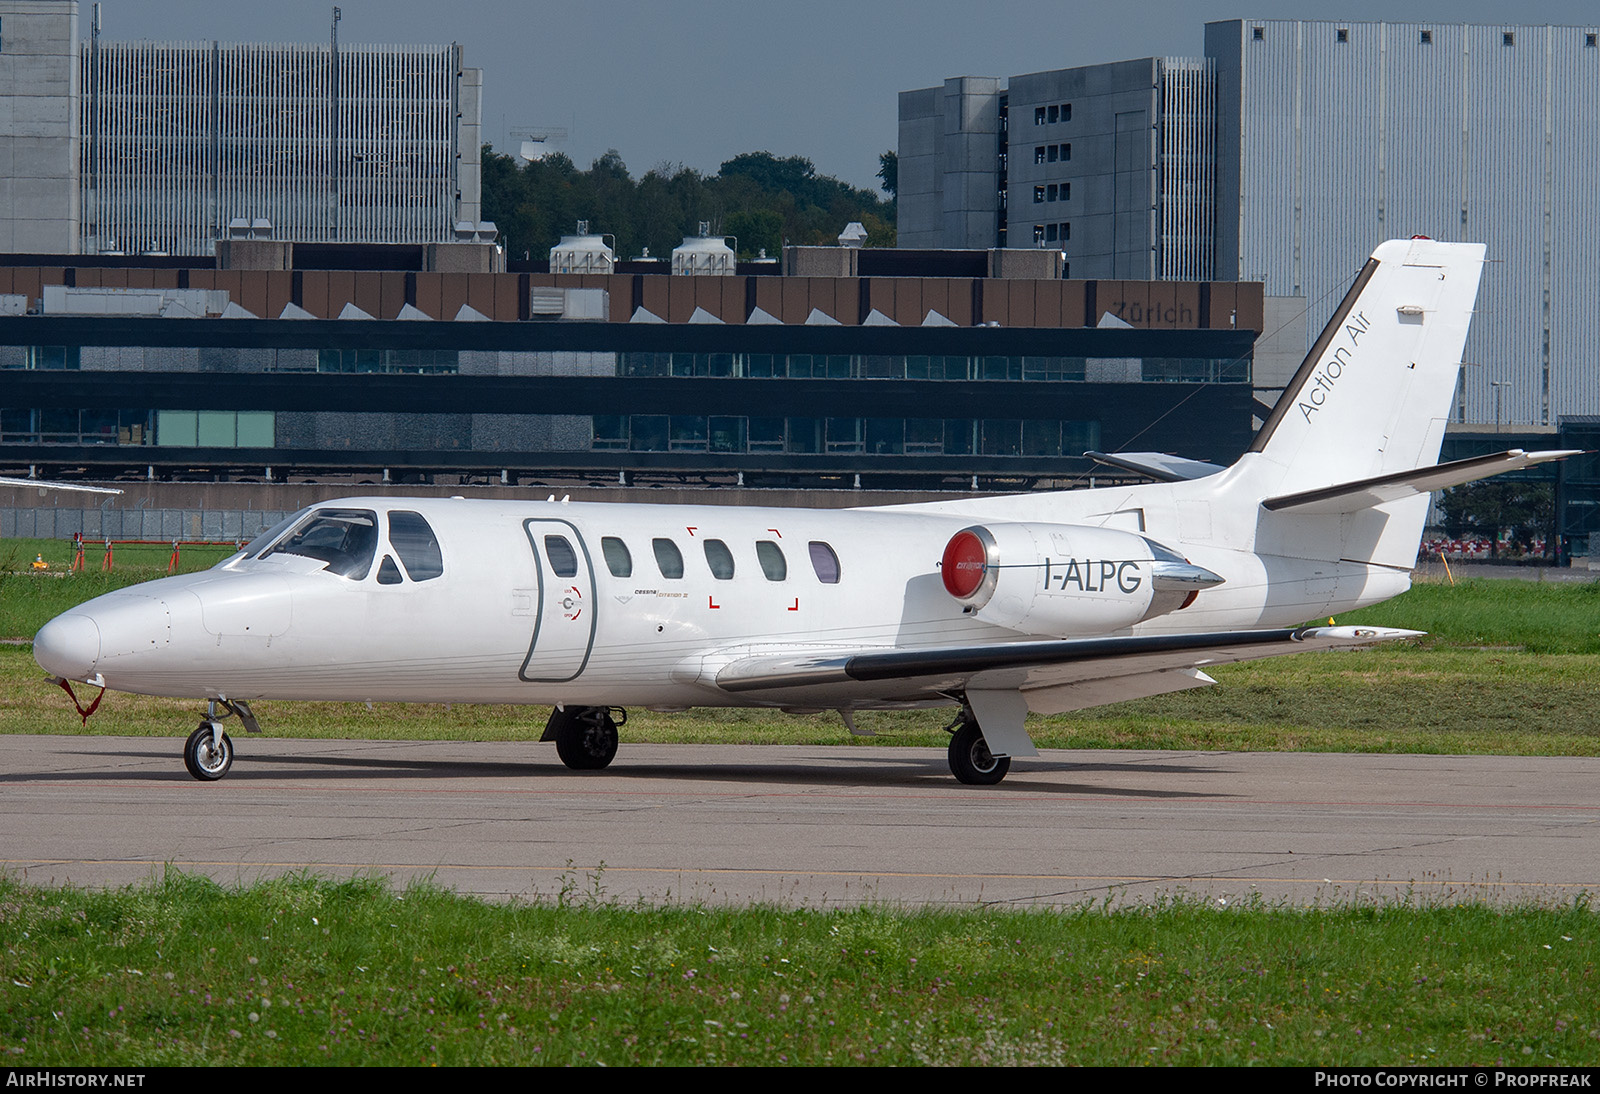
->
[180,698,260,781]
[184,722,233,781]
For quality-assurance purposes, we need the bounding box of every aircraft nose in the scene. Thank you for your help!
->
[34,614,102,680]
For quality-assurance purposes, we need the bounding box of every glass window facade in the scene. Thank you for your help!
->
[617,352,1242,383]
[587,415,1101,457]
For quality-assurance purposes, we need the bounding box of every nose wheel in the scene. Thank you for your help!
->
[184,722,234,781]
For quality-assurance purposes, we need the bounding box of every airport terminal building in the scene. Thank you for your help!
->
[0,247,1261,491]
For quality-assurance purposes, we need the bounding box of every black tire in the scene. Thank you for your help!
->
[553,708,619,770]
[948,719,1010,785]
[184,723,233,781]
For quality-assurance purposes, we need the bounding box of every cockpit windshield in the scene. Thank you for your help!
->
[237,507,314,561]
[259,508,380,579]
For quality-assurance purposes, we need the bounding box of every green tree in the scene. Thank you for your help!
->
[722,209,783,258]
[480,145,897,261]
[877,150,897,196]
[1439,480,1555,559]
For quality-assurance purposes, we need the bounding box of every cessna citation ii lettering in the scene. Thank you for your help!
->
[33,240,1576,785]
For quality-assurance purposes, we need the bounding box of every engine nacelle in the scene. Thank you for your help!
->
[939,522,1222,637]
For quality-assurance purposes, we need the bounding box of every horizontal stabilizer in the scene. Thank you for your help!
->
[1084,450,1227,482]
[1260,449,1579,515]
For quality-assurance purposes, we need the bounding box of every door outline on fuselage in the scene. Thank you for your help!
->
[518,518,599,683]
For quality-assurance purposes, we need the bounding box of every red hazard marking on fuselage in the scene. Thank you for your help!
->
[708,595,720,609]
[768,528,782,537]
[787,598,799,611]
[686,526,697,536]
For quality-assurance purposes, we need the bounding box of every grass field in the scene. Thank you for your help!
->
[1,873,1596,1066]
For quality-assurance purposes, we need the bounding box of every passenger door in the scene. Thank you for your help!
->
[519,519,598,682]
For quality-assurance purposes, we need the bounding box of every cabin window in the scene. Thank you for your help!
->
[544,535,579,578]
[704,539,735,580]
[388,510,443,581]
[653,538,684,579]
[601,536,632,577]
[377,555,404,585]
[261,508,378,580]
[756,541,787,581]
[808,541,841,584]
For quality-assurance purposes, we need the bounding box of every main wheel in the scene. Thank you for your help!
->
[184,723,233,781]
[553,708,619,770]
[948,719,1010,785]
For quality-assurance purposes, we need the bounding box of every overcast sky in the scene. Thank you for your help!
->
[97,0,1600,192]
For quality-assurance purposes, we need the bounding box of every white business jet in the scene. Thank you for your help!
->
[32,239,1575,784]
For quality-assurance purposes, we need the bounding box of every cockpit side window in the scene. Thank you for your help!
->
[239,508,310,560]
[261,508,379,579]
[389,510,444,581]
[377,555,404,585]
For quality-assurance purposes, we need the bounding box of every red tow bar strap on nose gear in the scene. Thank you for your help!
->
[55,677,106,725]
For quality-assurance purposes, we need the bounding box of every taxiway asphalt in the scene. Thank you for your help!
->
[1,735,1595,907]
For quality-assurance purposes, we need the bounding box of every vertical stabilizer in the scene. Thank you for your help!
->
[1247,239,1485,497]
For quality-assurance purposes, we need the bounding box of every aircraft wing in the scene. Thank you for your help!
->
[0,476,122,495]
[1084,450,1227,482]
[714,625,1420,714]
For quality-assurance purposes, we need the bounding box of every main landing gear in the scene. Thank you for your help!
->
[543,706,625,770]
[181,698,260,781]
[945,709,1011,786]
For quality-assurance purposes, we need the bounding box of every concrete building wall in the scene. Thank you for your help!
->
[895,86,944,249]
[903,59,1214,280]
[1208,18,1600,427]
[896,77,1001,250]
[0,0,80,253]
[1010,60,1160,279]
[0,1,482,256]
[453,52,482,227]
[939,77,1002,250]
[81,38,474,254]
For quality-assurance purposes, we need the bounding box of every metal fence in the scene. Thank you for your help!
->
[1,507,289,543]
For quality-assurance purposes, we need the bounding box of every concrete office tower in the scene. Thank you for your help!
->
[899,61,1215,281]
[82,38,478,255]
[896,77,1003,252]
[1209,19,1600,427]
[0,1,81,253]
